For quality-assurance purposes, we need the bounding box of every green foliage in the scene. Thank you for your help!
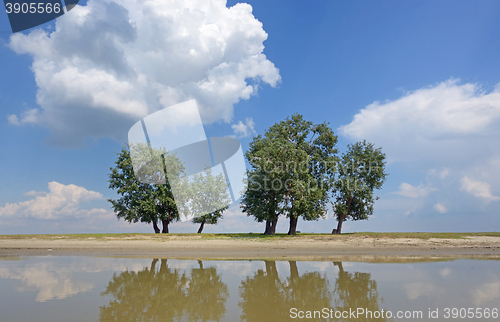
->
[241,113,338,234]
[107,144,184,232]
[331,140,388,233]
[191,167,231,227]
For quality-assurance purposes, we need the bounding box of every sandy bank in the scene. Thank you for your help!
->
[1,235,499,261]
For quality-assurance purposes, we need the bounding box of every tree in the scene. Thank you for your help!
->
[331,140,388,234]
[190,167,231,233]
[108,144,185,233]
[242,114,338,235]
[241,170,282,235]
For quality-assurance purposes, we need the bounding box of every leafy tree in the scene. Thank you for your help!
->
[108,144,185,233]
[190,167,231,233]
[241,170,282,235]
[331,140,388,234]
[242,114,338,235]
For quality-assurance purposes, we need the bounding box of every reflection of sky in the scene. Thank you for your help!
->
[0,257,499,322]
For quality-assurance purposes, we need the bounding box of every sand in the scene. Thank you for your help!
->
[1,235,499,261]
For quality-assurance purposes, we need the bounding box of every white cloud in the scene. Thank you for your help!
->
[339,79,500,163]
[460,176,500,203]
[0,181,105,219]
[231,117,256,138]
[433,203,448,214]
[427,168,450,180]
[8,0,280,147]
[394,183,436,198]
[7,114,19,125]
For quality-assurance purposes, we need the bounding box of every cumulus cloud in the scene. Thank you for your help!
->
[339,79,500,163]
[433,203,448,214]
[8,0,280,147]
[231,117,256,138]
[460,177,500,203]
[394,183,436,198]
[0,181,105,219]
[0,265,95,302]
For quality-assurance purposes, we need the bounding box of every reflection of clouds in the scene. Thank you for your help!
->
[307,262,333,272]
[0,265,94,302]
[439,268,452,277]
[472,281,500,306]
[0,257,152,302]
[215,261,264,277]
[404,282,440,300]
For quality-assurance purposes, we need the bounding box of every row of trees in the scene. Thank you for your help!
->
[108,114,387,234]
[100,259,390,322]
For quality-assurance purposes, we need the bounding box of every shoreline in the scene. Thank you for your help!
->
[1,235,499,261]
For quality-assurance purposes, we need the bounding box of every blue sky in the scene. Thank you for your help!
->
[1,0,499,234]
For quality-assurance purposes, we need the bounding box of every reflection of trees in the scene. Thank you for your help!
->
[333,262,392,322]
[239,261,331,322]
[239,261,392,322]
[239,261,289,321]
[184,260,229,321]
[100,259,228,322]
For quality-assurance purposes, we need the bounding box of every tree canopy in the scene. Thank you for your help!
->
[108,144,184,233]
[191,167,231,233]
[331,140,388,234]
[241,114,338,235]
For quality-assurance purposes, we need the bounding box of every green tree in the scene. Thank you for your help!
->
[190,167,231,233]
[331,140,388,234]
[108,144,185,233]
[241,170,283,235]
[242,114,338,235]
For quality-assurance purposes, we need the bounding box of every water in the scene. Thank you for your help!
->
[0,256,498,321]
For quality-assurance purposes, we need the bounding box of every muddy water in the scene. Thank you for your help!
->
[0,257,498,321]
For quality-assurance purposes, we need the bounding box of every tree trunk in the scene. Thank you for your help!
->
[264,220,271,235]
[197,220,205,234]
[161,218,170,233]
[333,197,352,234]
[288,216,298,235]
[269,217,278,235]
[335,214,344,234]
[152,220,160,233]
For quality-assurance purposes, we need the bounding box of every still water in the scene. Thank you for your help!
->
[0,256,498,321]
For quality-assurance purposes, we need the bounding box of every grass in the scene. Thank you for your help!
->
[0,232,499,240]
